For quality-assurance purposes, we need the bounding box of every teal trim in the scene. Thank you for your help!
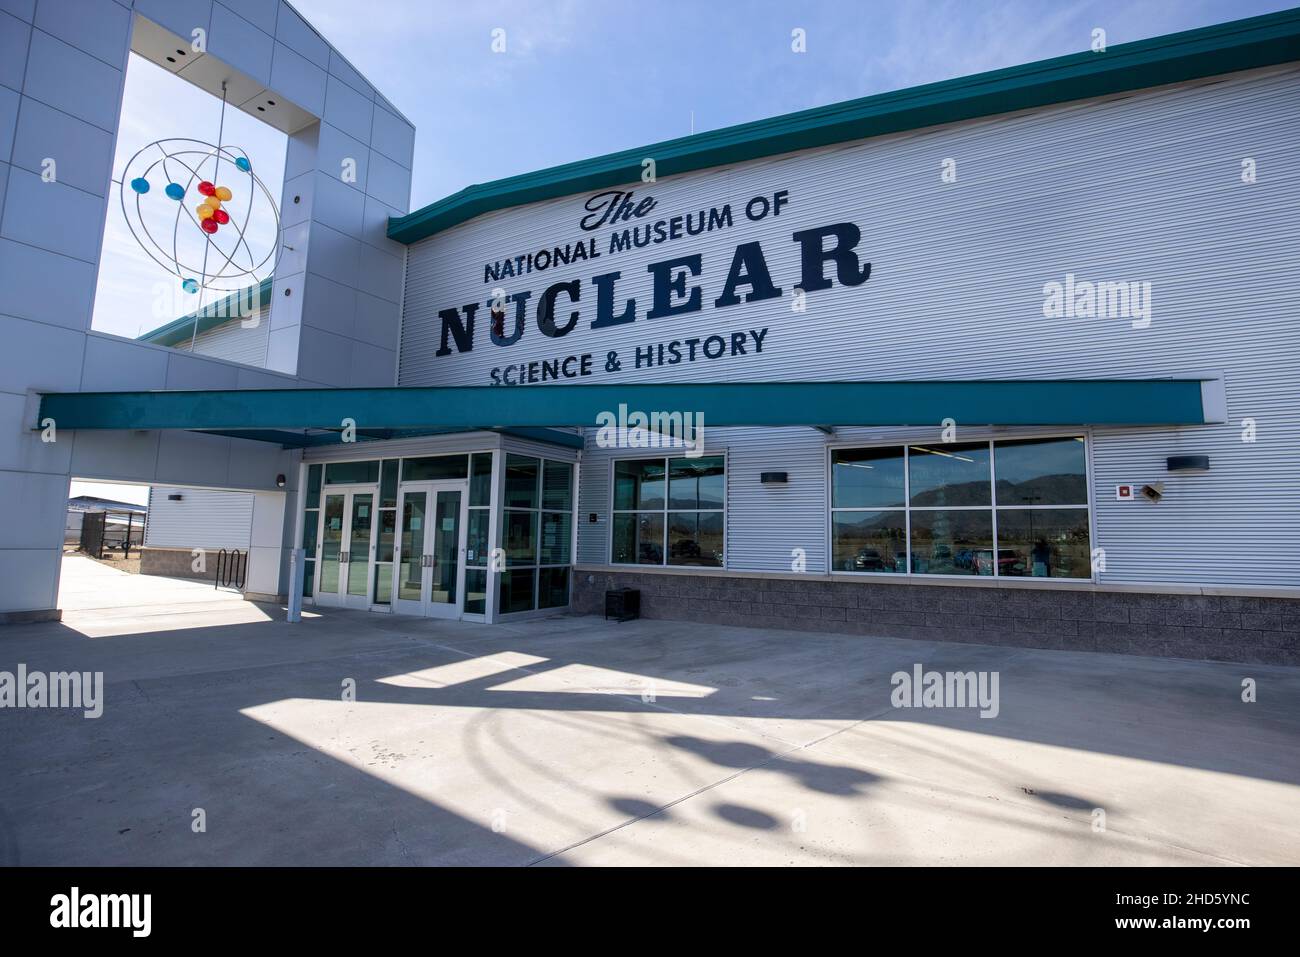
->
[388,9,1300,245]
[36,380,1209,435]
[136,277,274,346]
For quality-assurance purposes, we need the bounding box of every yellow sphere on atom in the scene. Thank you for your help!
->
[214,185,232,202]
[196,203,214,220]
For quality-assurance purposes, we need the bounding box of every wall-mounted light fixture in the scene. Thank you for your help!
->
[760,472,789,485]
[276,474,287,488]
[1167,455,1210,472]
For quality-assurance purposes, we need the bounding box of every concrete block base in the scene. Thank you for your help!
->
[573,568,1300,665]
[140,547,218,582]
[0,608,63,626]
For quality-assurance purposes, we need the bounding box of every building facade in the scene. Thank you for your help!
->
[1,0,414,616]
[9,6,1300,663]
[355,11,1297,662]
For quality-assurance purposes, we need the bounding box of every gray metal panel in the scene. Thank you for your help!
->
[186,313,272,367]
[405,65,1300,587]
[144,485,254,550]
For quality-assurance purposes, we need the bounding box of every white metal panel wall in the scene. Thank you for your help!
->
[144,486,254,550]
[184,312,271,368]
[403,65,1300,586]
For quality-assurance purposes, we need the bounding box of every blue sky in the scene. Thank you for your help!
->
[97,0,1295,340]
[290,0,1295,209]
[74,0,1292,502]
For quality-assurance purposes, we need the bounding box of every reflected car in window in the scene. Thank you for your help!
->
[974,548,1023,576]
[854,548,886,570]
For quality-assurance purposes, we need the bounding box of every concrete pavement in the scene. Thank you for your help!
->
[1,559,1297,865]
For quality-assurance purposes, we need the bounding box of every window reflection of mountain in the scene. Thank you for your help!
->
[994,473,1088,504]
[908,481,991,507]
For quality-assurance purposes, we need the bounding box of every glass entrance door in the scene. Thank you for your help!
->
[315,487,376,609]
[393,481,468,618]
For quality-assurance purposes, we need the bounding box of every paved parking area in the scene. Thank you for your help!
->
[1,565,1297,865]
[57,554,249,615]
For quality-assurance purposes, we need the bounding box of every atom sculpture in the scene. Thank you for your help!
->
[119,136,281,295]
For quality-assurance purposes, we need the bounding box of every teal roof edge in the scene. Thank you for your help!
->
[35,379,1213,433]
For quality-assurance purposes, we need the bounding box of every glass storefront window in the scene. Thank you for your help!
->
[470,453,493,507]
[667,511,723,567]
[505,454,539,509]
[497,454,574,615]
[994,437,1089,506]
[612,512,665,565]
[995,508,1091,578]
[612,455,724,567]
[380,459,399,508]
[504,509,537,565]
[312,450,572,617]
[305,463,322,508]
[831,447,906,509]
[466,509,490,566]
[500,568,535,614]
[376,509,396,563]
[540,511,571,565]
[302,467,322,598]
[301,509,318,558]
[614,459,666,510]
[325,460,380,485]
[830,438,1090,579]
[909,509,994,575]
[465,568,487,615]
[402,454,468,482]
[831,510,906,573]
[908,442,991,506]
[668,456,724,509]
[542,460,573,510]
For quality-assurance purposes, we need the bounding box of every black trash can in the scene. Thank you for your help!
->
[604,587,641,622]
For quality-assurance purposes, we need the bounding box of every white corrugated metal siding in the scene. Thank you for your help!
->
[144,486,254,550]
[182,309,271,367]
[400,64,1300,587]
